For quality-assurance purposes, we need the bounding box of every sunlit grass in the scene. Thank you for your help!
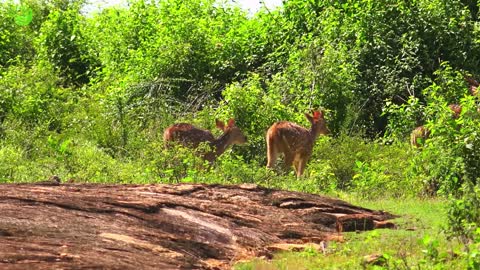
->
[234,198,467,270]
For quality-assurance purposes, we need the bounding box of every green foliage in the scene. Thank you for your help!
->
[0,145,27,182]
[12,5,33,26]
[465,228,480,269]
[385,63,480,194]
[420,235,441,265]
[385,62,480,245]
[143,141,209,183]
[35,0,91,86]
[269,41,358,134]
[350,142,418,199]
[0,64,68,131]
[81,0,268,100]
[383,96,425,140]
[447,183,480,243]
[421,71,480,194]
[0,1,38,67]
[0,0,477,195]
[1,1,480,267]
[216,73,293,161]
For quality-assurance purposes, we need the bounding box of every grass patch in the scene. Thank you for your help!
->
[234,197,467,270]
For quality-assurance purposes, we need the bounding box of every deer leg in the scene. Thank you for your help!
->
[295,157,307,178]
[266,139,278,169]
[284,153,294,173]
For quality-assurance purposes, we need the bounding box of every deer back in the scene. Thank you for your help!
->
[163,123,215,148]
[267,121,314,155]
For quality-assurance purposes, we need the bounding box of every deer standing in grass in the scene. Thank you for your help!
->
[163,118,247,163]
[410,104,462,148]
[266,110,330,177]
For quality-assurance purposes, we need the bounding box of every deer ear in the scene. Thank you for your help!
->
[305,113,314,124]
[216,119,226,131]
[313,110,324,120]
[227,118,235,127]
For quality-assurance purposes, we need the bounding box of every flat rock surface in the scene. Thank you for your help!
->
[0,183,396,269]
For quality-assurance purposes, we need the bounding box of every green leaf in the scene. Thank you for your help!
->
[13,6,33,26]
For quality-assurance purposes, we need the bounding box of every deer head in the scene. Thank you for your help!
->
[305,110,330,137]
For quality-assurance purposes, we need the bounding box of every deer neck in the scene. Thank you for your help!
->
[210,132,232,157]
[309,127,320,141]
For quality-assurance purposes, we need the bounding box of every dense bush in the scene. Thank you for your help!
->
[383,63,480,248]
[35,0,92,86]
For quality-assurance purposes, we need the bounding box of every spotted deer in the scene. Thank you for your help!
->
[464,75,479,96]
[163,118,247,162]
[266,110,330,177]
[464,75,480,113]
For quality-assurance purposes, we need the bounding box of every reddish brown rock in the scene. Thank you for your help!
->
[0,183,396,269]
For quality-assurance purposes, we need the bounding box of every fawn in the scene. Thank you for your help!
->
[163,118,247,162]
[266,110,330,177]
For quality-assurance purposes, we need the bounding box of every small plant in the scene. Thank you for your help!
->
[465,228,480,270]
[0,145,24,182]
[144,142,205,183]
[420,235,440,263]
[447,183,480,244]
[300,245,320,258]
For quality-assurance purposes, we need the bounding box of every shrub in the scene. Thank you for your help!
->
[385,63,480,243]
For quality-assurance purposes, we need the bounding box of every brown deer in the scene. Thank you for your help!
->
[464,75,480,113]
[410,104,461,148]
[266,110,330,177]
[448,104,462,119]
[163,119,247,162]
[464,75,479,96]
